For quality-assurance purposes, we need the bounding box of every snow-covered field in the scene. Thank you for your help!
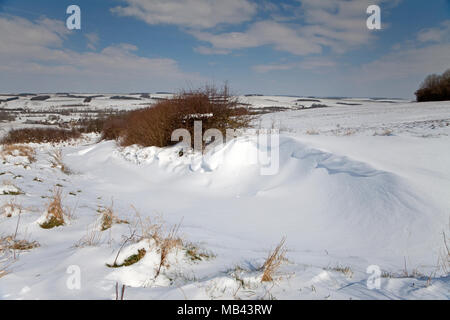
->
[0,95,449,300]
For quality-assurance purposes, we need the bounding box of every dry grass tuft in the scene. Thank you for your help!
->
[306,129,319,135]
[133,209,183,274]
[1,199,23,218]
[99,204,128,231]
[0,259,12,279]
[326,264,354,278]
[155,222,183,277]
[75,222,104,248]
[108,209,185,275]
[0,236,40,251]
[40,188,65,229]
[1,180,23,196]
[133,207,164,241]
[1,145,36,163]
[438,224,450,275]
[374,129,393,136]
[185,243,216,262]
[0,267,8,279]
[49,149,71,175]
[261,237,287,282]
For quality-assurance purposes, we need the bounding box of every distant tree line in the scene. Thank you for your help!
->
[415,69,450,102]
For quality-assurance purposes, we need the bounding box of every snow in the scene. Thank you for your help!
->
[0,96,449,300]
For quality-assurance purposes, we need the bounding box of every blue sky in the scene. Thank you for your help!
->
[0,0,449,98]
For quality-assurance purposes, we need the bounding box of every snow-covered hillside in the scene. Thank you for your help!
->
[0,96,449,300]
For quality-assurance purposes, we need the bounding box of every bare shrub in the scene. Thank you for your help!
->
[105,85,251,148]
[0,145,36,163]
[106,230,139,268]
[100,116,127,141]
[1,128,81,144]
[40,188,65,229]
[261,237,287,282]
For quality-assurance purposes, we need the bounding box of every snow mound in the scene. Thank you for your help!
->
[66,136,444,266]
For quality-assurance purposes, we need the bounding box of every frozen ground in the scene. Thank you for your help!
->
[0,95,449,300]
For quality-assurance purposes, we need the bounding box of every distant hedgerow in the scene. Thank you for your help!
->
[1,128,81,144]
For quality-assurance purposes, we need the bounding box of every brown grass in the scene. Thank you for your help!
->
[261,237,287,282]
[1,128,81,144]
[0,145,36,163]
[132,208,183,276]
[374,129,393,136]
[0,258,12,279]
[0,236,40,251]
[1,180,23,195]
[99,204,128,231]
[1,199,23,218]
[326,265,354,278]
[0,267,8,279]
[40,188,65,229]
[305,129,319,135]
[75,222,103,248]
[185,243,216,262]
[133,207,164,241]
[155,222,183,277]
[49,149,71,174]
[103,85,251,148]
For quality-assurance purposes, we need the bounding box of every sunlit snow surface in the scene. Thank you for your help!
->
[0,94,449,299]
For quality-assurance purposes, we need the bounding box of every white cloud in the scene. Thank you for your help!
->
[297,0,401,52]
[111,0,257,29]
[359,20,450,81]
[194,46,231,55]
[252,63,293,73]
[417,20,450,43]
[253,57,336,73]
[360,44,450,81]
[85,33,99,50]
[191,0,402,56]
[0,15,205,92]
[191,20,322,56]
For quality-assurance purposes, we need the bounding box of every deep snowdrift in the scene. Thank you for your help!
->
[65,135,445,269]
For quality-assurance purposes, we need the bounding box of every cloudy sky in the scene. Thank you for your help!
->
[0,0,449,98]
